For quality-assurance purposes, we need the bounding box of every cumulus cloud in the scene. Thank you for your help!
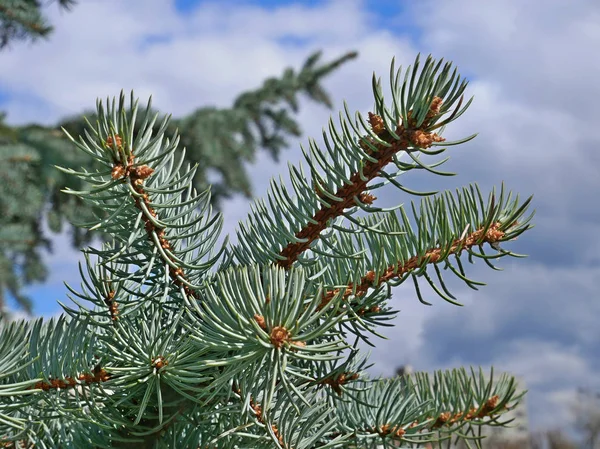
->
[371,0,600,432]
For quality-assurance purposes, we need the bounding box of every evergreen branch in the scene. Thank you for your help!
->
[234,385,349,449]
[248,393,286,448]
[0,53,533,448]
[184,264,349,412]
[299,349,369,400]
[334,368,523,448]
[227,55,532,341]
[229,54,476,270]
[0,3,50,41]
[296,185,533,343]
[233,50,358,112]
[318,220,514,310]
[100,133,202,303]
[27,362,110,391]
[0,0,76,49]
[233,50,358,163]
[0,315,107,445]
[58,92,228,317]
[277,102,447,269]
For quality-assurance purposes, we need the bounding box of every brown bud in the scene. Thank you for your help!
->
[270,326,291,348]
[106,135,123,149]
[131,165,154,180]
[358,192,377,205]
[254,314,266,329]
[368,112,385,135]
[111,164,126,179]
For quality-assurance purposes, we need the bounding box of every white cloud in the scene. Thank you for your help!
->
[495,340,591,389]
[495,341,599,432]
[374,260,600,431]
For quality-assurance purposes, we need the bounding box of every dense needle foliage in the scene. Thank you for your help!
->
[0,46,357,315]
[0,53,534,449]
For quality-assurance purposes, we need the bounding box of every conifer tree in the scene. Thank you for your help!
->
[0,0,76,49]
[0,0,79,315]
[0,46,357,315]
[0,53,534,449]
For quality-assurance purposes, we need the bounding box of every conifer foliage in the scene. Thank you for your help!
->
[0,47,357,316]
[0,54,534,448]
[0,0,76,49]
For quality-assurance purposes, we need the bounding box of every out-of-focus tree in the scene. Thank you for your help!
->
[0,0,76,49]
[531,430,578,449]
[573,387,600,449]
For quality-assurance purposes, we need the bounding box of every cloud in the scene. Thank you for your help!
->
[494,340,599,431]
[419,263,600,362]
[412,0,600,119]
[360,0,600,433]
[0,0,411,125]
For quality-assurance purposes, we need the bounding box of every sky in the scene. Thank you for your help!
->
[1,0,599,439]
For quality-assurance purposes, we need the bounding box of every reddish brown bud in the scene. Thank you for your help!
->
[111,164,126,179]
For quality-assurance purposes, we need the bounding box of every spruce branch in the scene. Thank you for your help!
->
[234,50,358,163]
[57,92,229,320]
[0,3,51,46]
[0,50,355,317]
[0,53,533,449]
[317,218,518,311]
[331,368,523,448]
[228,54,477,270]
[227,54,533,341]
[277,96,448,270]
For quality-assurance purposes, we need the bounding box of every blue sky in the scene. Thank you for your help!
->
[1,0,599,440]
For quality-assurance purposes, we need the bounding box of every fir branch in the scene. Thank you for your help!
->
[249,395,286,448]
[228,54,479,271]
[333,368,523,448]
[28,363,110,391]
[0,3,50,38]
